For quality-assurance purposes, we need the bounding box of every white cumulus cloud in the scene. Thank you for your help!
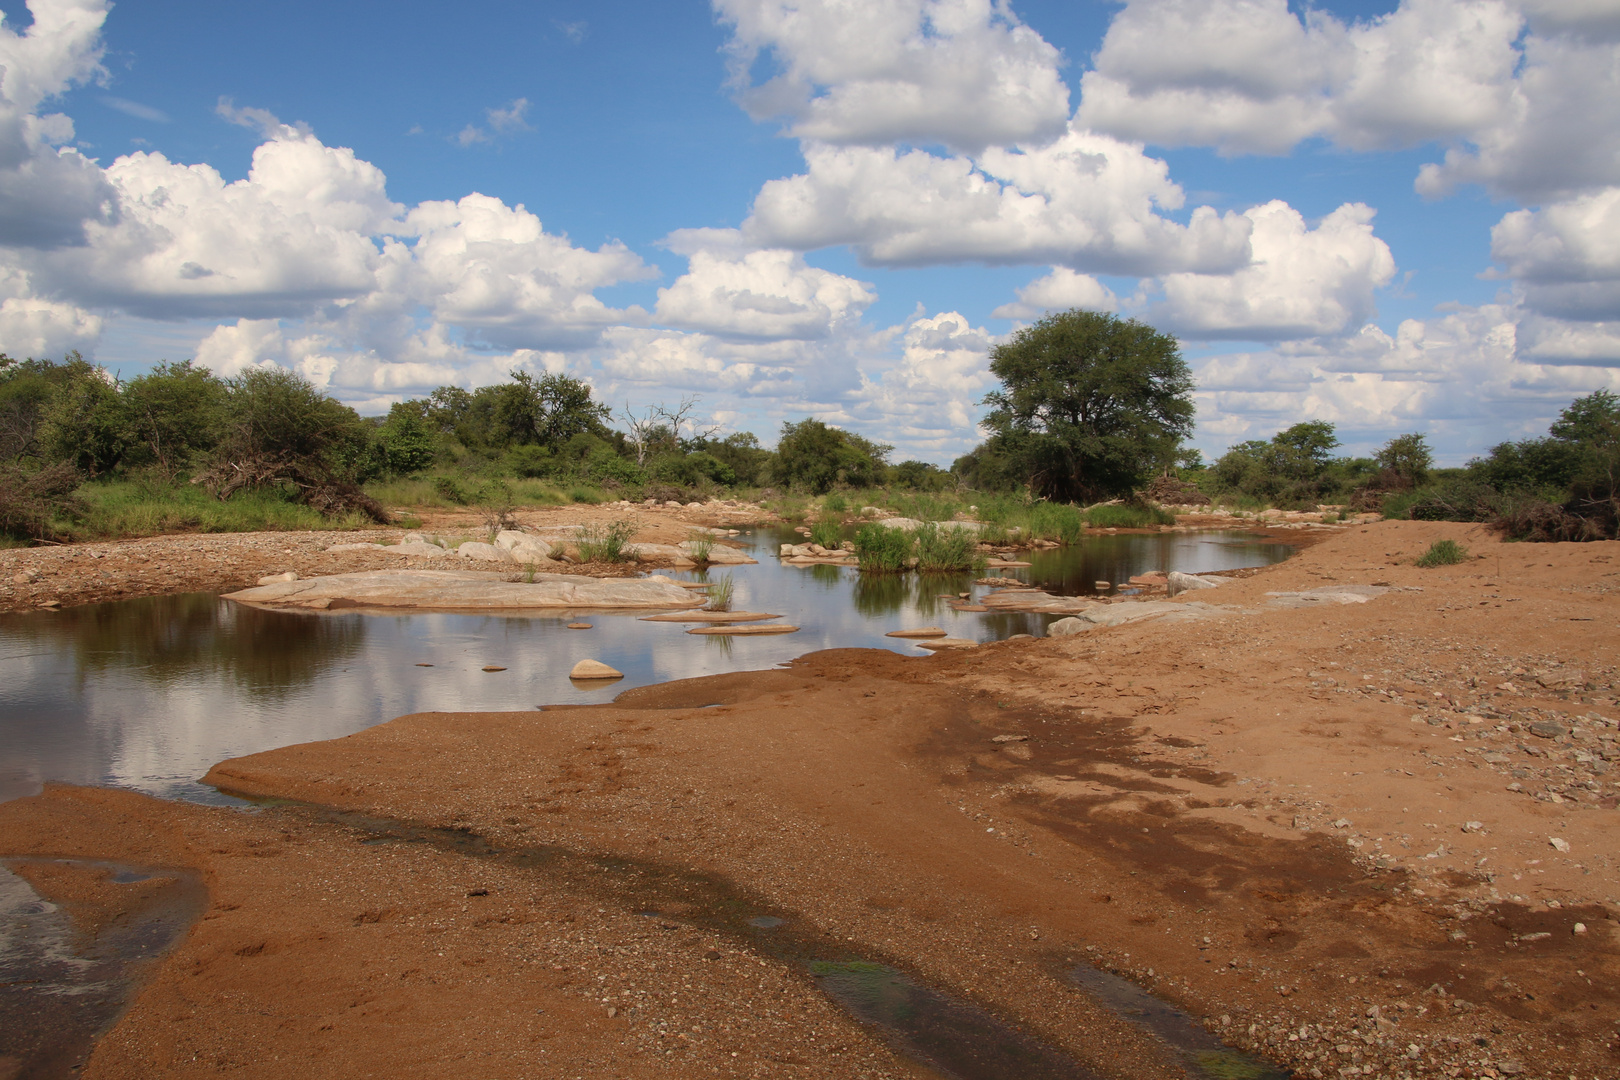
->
[992,267,1117,319]
[654,245,875,339]
[715,0,1071,154]
[1145,201,1396,340]
[849,310,996,447]
[1077,0,1523,156]
[741,127,1253,275]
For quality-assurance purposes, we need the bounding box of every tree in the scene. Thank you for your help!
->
[121,360,226,477]
[774,419,890,493]
[376,401,438,475]
[38,353,126,477]
[1373,432,1432,487]
[979,310,1195,502]
[490,370,609,448]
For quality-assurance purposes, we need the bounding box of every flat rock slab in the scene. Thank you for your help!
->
[1046,600,1242,637]
[915,637,980,650]
[639,611,782,623]
[985,560,1033,568]
[685,624,800,635]
[980,590,1097,615]
[886,627,948,638]
[223,569,706,612]
[1265,585,1392,608]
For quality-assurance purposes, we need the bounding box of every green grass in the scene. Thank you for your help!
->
[1415,538,1469,567]
[574,519,638,562]
[1083,503,1175,528]
[1027,502,1086,544]
[705,573,735,611]
[914,522,984,572]
[852,523,913,572]
[686,531,714,563]
[808,520,843,548]
[821,492,848,515]
[566,485,605,504]
[365,474,572,509]
[63,479,375,539]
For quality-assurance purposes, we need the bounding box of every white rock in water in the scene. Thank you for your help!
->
[570,659,623,679]
[457,541,513,563]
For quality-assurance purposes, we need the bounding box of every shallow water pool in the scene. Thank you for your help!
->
[0,526,1293,804]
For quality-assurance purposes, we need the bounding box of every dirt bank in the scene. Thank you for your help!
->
[0,500,774,614]
[1,521,1616,1079]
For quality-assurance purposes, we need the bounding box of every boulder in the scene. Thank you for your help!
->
[570,659,623,679]
[223,569,708,611]
[457,541,513,563]
[257,571,298,585]
[387,541,455,558]
[1046,617,1088,638]
[1167,571,1232,597]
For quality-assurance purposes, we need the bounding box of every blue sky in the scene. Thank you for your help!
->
[1,0,1617,464]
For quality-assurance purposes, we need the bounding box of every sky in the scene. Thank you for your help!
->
[1,0,1618,465]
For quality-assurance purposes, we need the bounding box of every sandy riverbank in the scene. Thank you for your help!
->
[1,520,1616,1079]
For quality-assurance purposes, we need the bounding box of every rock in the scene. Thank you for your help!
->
[457,541,513,563]
[1007,633,1034,640]
[685,624,800,635]
[493,530,529,550]
[570,659,623,679]
[257,571,298,585]
[1333,818,1353,829]
[326,542,384,552]
[1046,617,1088,637]
[1128,572,1167,586]
[223,569,707,611]
[386,541,455,558]
[639,611,782,623]
[1529,720,1570,739]
[567,622,591,629]
[675,541,755,564]
[1536,669,1586,690]
[1461,820,1485,833]
[1167,571,1232,597]
[1574,922,1588,934]
[914,637,980,650]
[12,570,39,584]
[886,627,948,638]
[1549,837,1570,852]
[991,735,1028,743]
[1265,584,1390,607]
[482,665,506,672]
[1094,581,1110,590]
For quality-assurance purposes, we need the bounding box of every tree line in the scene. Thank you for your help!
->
[3,307,1615,542]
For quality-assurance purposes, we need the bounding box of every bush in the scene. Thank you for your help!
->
[1415,539,1469,567]
[505,443,556,479]
[575,519,638,562]
[1403,479,1503,523]
[0,462,83,539]
[433,476,470,505]
[853,523,912,572]
[808,520,843,548]
[1084,503,1175,528]
[914,522,983,572]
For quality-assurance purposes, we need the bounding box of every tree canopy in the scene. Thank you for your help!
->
[978,310,1195,502]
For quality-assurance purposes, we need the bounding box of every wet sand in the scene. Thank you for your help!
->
[0,520,1616,1079]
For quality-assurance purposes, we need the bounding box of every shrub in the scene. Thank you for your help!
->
[505,443,556,478]
[705,573,735,612]
[433,476,470,505]
[822,492,848,515]
[686,531,714,563]
[567,485,604,504]
[1027,503,1085,544]
[1415,539,1468,567]
[575,519,638,562]
[914,522,983,572]
[1403,479,1502,523]
[808,520,843,548]
[853,523,912,572]
[1084,503,1174,528]
[0,462,83,539]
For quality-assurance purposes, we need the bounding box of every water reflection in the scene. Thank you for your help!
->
[0,526,1293,806]
[18,593,364,695]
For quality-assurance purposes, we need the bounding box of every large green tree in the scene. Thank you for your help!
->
[979,310,1195,502]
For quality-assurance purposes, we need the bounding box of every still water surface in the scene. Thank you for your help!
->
[0,526,1292,805]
